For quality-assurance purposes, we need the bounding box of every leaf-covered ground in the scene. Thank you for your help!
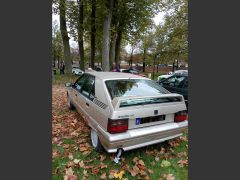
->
[52,75,188,180]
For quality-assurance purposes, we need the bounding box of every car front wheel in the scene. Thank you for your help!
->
[90,129,103,152]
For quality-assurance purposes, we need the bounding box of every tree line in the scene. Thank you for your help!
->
[52,0,188,74]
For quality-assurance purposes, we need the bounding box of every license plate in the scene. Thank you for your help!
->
[136,115,166,125]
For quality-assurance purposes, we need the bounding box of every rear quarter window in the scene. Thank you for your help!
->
[105,79,169,99]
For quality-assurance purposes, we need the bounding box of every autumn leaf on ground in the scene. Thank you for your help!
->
[114,170,125,179]
[100,154,106,161]
[138,160,145,166]
[79,147,88,152]
[177,152,187,158]
[148,169,154,174]
[168,140,180,147]
[178,159,188,167]
[109,169,118,179]
[73,159,80,164]
[79,160,85,168]
[160,147,166,154]
[100,172,107,179]
[160,160,171,167]
[180,136,188,142]
[155,156,160,162]
[64,167,77,180]
[83,169,88,177]
[100,162,108,169]
[92,166,100,175]
[133,157,139,163]
[163,174,175,180]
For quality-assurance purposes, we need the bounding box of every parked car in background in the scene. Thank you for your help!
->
[157,70,188,81]
[72,67,84,76]
[65,72,188,153]
[121,68,146,77]
[158,73,188,108]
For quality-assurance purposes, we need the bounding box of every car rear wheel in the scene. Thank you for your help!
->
[67,95,75,110]
[90,129,103,152]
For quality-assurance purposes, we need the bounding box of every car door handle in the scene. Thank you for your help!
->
[86,102,89,107]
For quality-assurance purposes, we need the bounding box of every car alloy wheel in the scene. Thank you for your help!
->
[90,129,103,152]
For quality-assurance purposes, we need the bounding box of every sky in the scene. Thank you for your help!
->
[52,11,165,49]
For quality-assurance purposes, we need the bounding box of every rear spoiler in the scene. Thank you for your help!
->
[111,94,184,110]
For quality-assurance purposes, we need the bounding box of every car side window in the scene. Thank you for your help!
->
[162,76,185,88]
[74,74,88,91]
[80,75,95,100]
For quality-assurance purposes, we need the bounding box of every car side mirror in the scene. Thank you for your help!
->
[65,82,72,87]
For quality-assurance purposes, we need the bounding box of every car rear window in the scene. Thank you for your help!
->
[105,79,169,99]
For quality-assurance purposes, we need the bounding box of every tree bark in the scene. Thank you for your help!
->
[102,0,113,71]
[90,0,96,69]
[109,33,117,69]
[142,48,146,72]
[115,30,122,66]
[59,0,72,74]
[78,0,85,71]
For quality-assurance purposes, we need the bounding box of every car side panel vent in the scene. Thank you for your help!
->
[93,98,108,109]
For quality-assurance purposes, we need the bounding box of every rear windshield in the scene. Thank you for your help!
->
[105,79,169,99]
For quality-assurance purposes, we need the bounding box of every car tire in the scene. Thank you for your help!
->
[90,128,103,152]
[67,95,75,110]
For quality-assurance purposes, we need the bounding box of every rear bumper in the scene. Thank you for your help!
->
[97,121,188,153]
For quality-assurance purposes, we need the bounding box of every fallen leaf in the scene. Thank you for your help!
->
[114,170,125,179]
[148,169,154,174]
[92,166,100,175]
[155,156,160,162]
[144,176,150,180]
[79,147,88,152]
[65,167,73,175]
[100,172,107,179]
[79,160,85,168]
[100,163,108,169]
[133,157,139,163]
[64,174,78,180]
[163,174,175,180]
[100,154,106,161]
[178,159,188,167]
[83,169,88,177]
[160,160,171,167]
[160,147,165,154]
[138,160,145,166]
[73,159,80,164]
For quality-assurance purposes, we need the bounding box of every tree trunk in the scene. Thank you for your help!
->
[78,0,85,71]
[90,0,96,69]
[130,47,134,68]
[152,54,157,80]
[109,33,117,70]
[102,0,113,71]
[115,30,122,68]
[142,48,146,72]
[59,0,72,74]
[57,56,60,69]
[172,60,175,72]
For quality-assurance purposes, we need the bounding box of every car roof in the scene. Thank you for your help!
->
[86,72,148,80]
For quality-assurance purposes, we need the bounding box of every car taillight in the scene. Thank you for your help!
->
[107,118,128,134]
[174,111,188,122]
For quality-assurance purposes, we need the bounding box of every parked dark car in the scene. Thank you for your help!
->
[158,73,188,108]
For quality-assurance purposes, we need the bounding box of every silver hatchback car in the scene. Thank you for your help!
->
[66,72,188,153]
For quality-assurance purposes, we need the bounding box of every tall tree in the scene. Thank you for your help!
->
[102,0,113,71]
[59,0,72,74]
[77,0,85,71]
[90,0,96,69]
